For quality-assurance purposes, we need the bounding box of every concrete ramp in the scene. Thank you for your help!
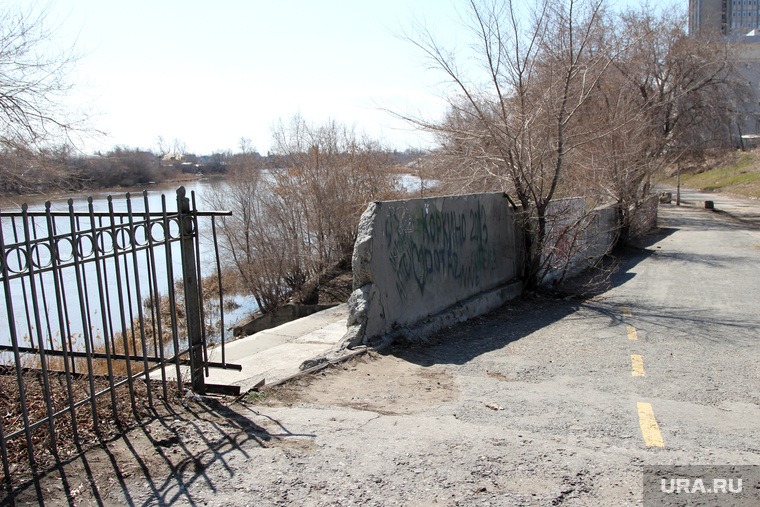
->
[162,304,349,394]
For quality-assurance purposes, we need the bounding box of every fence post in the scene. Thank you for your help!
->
[177,187,206,394]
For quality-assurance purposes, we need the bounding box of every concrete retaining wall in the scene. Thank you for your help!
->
[343,193,522,347]
[341,193,654,349]
[630,195,659,237]
[542,200,619,284]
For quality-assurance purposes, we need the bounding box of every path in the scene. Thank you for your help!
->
[6,192,760,506]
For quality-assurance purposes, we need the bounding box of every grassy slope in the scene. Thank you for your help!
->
[666,152,760,198]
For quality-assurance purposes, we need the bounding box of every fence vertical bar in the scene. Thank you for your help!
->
[189,192,209,376]
[97,214,119,388]
[125,194,154,409]
[107,196,137,413]
[68,199,100,435]
[211,215,226,366]
[177,187,205,394]
[45,202,80,448]
[49,211,77,374]
[143,191,168,400]
[21,205,59,459]
[0,214,35,470]
[9,215,34,352]
[87,197,119,417]
[75,212,100,384]
[161,195,183,392]
[118,208,139,369]
[29,217,54,352]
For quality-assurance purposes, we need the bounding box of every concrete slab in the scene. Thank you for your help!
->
[157,303,349,393]
[254,304,349,339]
[294,321,350,344]
[207,342,333,392]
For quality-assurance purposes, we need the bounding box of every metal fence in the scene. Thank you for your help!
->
[0,187,239,486]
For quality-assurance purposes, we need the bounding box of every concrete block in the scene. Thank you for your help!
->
[349,193,522,344]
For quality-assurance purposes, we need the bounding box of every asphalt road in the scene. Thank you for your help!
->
[7,191,760,506]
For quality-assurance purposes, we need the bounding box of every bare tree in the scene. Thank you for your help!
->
[584,6,741,243]
[202,143,282,312]
[0,3,85,149]
[206,116,401,312]
[403,0,746,285]
[0,3,91,195]
[402,0,614,288]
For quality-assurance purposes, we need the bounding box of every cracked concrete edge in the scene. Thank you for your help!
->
[246,346,373,395]
[352,202,378,289]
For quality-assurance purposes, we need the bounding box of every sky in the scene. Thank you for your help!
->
[35,0,468,156]
[35,0,650,156]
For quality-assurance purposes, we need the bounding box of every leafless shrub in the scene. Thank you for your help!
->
[400,0,743,286]
[204,118,401,313]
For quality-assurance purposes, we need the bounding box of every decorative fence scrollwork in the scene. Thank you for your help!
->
[0,187,239,487]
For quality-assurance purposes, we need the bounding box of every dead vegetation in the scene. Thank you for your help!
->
[203,117,401,315]
[0,368,178,488]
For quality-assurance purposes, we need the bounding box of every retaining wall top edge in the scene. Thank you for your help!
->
[372,192,509,206]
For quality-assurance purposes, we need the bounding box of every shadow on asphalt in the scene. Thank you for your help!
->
[392,225,677,369]
[0,214,697,506]
[1,397,308,507]
[712,208,760,230]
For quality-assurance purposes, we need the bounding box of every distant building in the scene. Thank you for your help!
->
[688,1,760,142]
[729,0,760,34]
[730,33,760,141]
[690,0,760,36]
[161,153,185,165]
[689,0,727,35]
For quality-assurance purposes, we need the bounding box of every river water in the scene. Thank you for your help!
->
[0,175,427,355]
[0,179,255,356]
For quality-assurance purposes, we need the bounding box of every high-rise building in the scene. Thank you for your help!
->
[688,1,760,144]
[690,0,760,36]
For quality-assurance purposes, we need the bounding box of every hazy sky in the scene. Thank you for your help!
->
[39,0,466,156]
[41,0,647,156]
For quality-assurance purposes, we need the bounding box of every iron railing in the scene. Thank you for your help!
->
[0,187,239,487]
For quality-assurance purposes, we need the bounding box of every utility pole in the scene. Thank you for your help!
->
[676,163,681,206]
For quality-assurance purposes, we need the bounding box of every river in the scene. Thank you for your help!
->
[0,174,428,356]
[0,178,255,357]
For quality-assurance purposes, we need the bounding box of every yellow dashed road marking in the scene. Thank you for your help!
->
[637,402,664,447]
[621,306,633,317]
[631,355,645,377]
[627,325,638,340]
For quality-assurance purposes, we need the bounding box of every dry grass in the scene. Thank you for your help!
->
[0,368,179,488]
[664,151,760,198]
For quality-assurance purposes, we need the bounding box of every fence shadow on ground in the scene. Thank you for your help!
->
[1,396,315,506]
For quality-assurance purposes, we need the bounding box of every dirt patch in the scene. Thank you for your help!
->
[249,352,459,416]
[315,271,353,305]
[3,354,441,506]
[0,369,170,489]
[1,392,289,506]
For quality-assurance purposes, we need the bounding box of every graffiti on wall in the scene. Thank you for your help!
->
[383,201,497,301]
